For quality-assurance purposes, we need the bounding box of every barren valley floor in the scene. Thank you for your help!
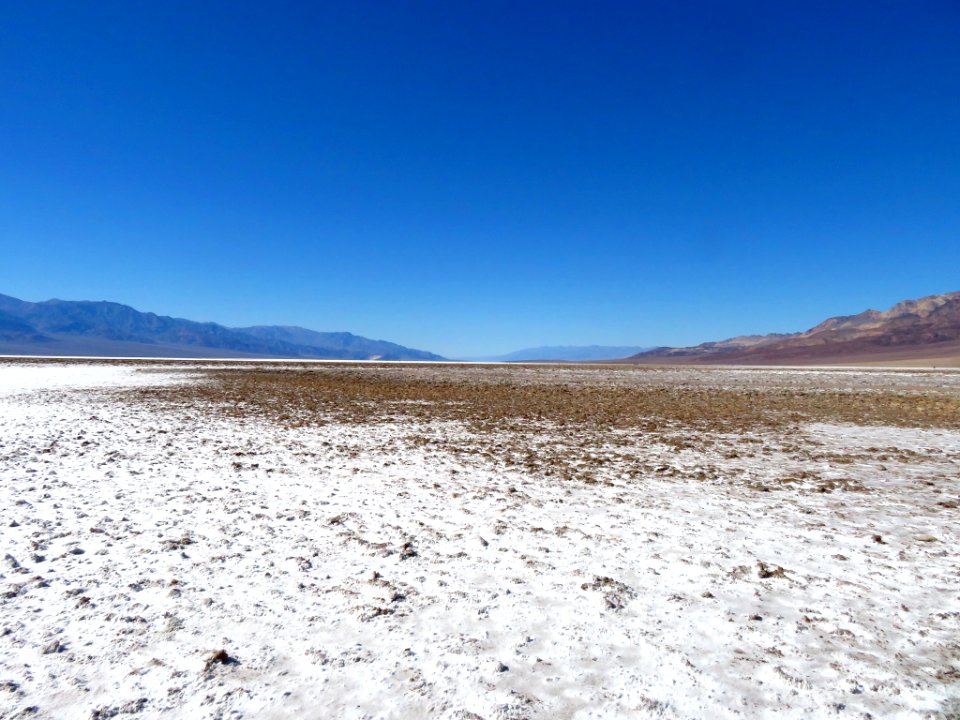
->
[1,360,958,719]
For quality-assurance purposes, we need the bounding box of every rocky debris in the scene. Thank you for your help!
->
[1,584,25,600]
[452,712,487,720]
[161,536,194,551]
[91,698,148,718]
[359,606,395,622]
[757,561,788,579]
[580,576,635,611]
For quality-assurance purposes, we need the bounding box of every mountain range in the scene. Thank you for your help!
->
[3,290,958,366]
[0,293,444,361]
[625,291,960,365]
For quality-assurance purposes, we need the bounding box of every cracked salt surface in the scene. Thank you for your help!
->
[0,363,958,719]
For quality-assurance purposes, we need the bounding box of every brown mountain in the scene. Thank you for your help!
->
[626,291,960,366]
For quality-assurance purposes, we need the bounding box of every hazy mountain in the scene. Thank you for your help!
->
[469,345,651,362]
[235,326,444,361]
[626,291,960,365]
[0,293,444,360]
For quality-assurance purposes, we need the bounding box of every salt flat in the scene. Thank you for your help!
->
[0,361,958,719]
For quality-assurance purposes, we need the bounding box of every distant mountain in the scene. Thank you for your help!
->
[469,345,651,362]
[235,325,443,361]
[625,291,960,365]
[0,293,445,360]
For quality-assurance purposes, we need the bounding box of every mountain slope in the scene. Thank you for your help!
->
[0,293,444,360]
[236,326,443,361]
[0,310,51,343]
[626,291,960,365]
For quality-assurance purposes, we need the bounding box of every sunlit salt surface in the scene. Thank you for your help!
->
[1,362,958,719]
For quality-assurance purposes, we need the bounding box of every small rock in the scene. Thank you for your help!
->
[871,534,885,544]
[701,591,714,599]
[203,649,237,671]
[496,661,509,673]
[42,639,66,654]
[164,616,184,633]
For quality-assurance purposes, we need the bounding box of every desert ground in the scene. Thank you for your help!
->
[1,359,958,719]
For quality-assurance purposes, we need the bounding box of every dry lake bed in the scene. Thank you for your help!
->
[1,359,958,719]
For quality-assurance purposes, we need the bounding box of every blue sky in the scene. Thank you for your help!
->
[2,1,959,357]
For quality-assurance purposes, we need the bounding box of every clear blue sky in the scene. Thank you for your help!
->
[2,1,958,357]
